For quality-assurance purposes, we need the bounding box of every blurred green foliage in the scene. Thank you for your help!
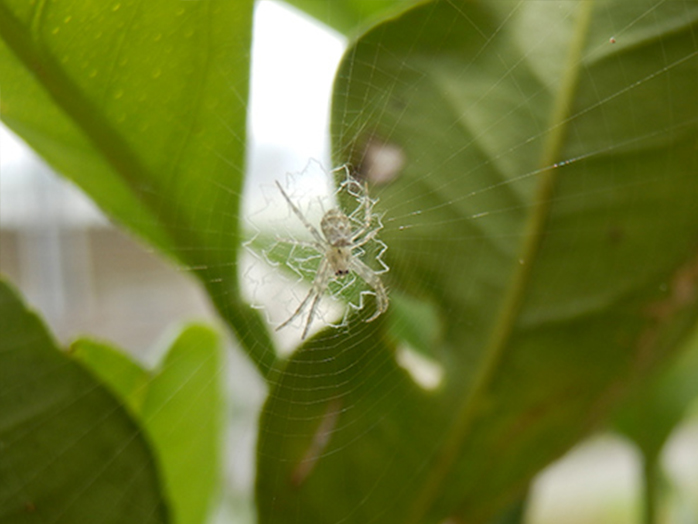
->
[2,1,698,523]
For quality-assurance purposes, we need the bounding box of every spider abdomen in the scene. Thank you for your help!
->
[321,209,353,246]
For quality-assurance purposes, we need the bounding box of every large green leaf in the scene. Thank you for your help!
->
[0,279,168,524]
[257,1,698,522]
[0,0,276,377]
[72,325,224,524]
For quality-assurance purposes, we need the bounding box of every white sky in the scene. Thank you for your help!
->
[245,0,346,215]
[249,1,345,163]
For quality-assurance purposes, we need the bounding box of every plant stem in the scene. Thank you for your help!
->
[642,452,659,524]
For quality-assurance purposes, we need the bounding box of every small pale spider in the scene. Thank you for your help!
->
[274,177,388,339]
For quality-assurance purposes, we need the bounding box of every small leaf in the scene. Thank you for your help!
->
[614,326,698,461]
[0,279,168,524]
[612,325,698,523]
[70,338,151,414]
[73,325,224,524]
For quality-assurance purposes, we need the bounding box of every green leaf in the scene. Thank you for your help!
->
[0,0,277,378]
[257,1,698,522]
[385,292,441,360]
[70,338,151,414]
[612,326,698,524]
[281,0,415,35]
[614,326,698,463]
[72,325,224,524]
[0,278,168,524]
[490,496,528,524]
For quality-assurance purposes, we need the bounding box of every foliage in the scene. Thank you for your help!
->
[2,0,698,523]
[0,279,223,524]
[71,328,224,524]
[259,2,698,522]
[0,280,168,524]
[0,0,275,377]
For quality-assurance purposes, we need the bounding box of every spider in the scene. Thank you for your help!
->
[274,176,388,339]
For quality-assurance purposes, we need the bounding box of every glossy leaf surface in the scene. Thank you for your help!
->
[257,1,698,522]
[0,279,168,524]
[72,326,224,524]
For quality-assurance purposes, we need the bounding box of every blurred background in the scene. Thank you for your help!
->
[1,1,697,522]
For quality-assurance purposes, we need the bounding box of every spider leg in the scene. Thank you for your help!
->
[349,258,388,322]
[350,183,379,243]
[275,180,326,245]
[352,227,380,249]
[302,289,324,340]
[276,258,332,338]
[276,285,315,333]
[329,164,351,178]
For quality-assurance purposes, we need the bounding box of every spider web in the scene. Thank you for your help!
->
[243,162,389,346]
[248,2,698,524]
[3,1,698,524]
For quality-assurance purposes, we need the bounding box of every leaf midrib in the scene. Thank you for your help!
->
[405,2,596,521]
